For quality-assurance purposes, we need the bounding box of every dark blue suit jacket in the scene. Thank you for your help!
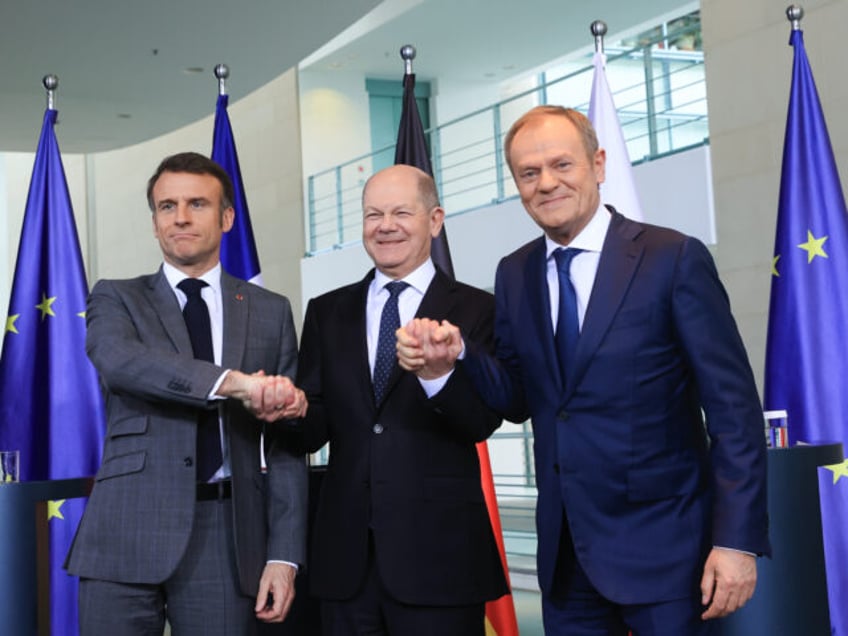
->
[465,209,770,604]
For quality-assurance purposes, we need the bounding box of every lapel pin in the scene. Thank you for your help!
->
[235,294,244,301]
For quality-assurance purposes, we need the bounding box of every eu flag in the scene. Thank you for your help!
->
[212,94,263,285]
[394,70,518,636]
[764,29,848,635]
[0,108,105,634]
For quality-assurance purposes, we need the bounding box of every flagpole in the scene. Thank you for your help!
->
[214,63,229,95]
[762,5,848,634]
[400,44,415,75]
[587,18,644,221]
[43,74,58,110]
[210,63,263,285]
[0,72,106,636]
[591,19,606,53]
[787,4,803,30]
[392,43,517,635]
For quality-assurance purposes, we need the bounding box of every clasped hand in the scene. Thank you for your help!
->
[395,317,463,379]
[221,370,307,422]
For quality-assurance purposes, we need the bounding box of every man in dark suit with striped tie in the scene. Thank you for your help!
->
[296,164,508,636]
[66,152,308,635]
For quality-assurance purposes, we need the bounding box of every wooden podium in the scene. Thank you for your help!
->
[717,442,843,636]
[0,478,92,635]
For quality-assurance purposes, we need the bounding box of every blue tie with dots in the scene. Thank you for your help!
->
[373,281,409,404]
[554,248,582,386]
[177,278,222,482]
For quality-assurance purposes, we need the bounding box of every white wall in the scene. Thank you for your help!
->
[299,70,373,178]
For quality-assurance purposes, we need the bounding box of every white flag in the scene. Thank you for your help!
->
[588,52,644,221]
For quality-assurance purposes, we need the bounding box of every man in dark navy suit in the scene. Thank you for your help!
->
[398,106,770,635]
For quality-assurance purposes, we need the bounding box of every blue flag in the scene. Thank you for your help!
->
[0,108,105,635]
[764,29,848,634]
[394,72,455,279]
[212,94,263,285]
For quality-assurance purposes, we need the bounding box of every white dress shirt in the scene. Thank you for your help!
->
[162,261,229,480]
[544,204,611,333]
[367,259,449,397]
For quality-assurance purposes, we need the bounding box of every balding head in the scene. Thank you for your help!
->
[361,164,445,279]
[362,164,440,211]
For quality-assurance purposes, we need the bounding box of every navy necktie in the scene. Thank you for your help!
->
[554,248,582,386]
[373,281,409,404]
[177,278,222,482]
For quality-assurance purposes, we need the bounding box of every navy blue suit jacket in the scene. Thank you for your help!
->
[465,209,770,604]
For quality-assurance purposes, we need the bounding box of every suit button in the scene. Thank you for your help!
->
[554,463,560,474]
[557,410,569,421]
[184,457,193,467]
[373,423,384,434]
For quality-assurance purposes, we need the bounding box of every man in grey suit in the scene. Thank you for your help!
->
[66,152,308,635]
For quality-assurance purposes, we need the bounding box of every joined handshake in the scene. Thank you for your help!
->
[396,317,464,380]
[218,370,308,422]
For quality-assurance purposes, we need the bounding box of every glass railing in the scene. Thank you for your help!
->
[305,22,706,256]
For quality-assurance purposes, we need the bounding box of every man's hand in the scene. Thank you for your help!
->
[255,562,296,623]
[218,371,307,422]
[700,548,757,620]
[396,318,462,380]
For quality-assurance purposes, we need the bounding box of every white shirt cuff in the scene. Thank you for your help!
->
[208,369,230,400]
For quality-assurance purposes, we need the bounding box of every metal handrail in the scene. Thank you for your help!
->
[306,21,706,255]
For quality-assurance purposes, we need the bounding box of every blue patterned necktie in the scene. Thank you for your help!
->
[373,281,409,404]
[554,248,583,386]
[177,278,223,482]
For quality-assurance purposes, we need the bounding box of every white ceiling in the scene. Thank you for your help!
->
[0,0,381,153]
[302,0,695,84]
[0,0,692,154]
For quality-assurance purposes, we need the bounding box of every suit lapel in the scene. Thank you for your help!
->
[339,272,376,408]
[354,276,374,405]
[221,272,248,371]
[569,211,644,393]
[146,267,193,355]
[415,268,455,320]
[523,238,563,389]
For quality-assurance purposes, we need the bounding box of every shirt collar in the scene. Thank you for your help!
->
[163,261,223,296]
[545,204,611,260]
[373,258,436,296]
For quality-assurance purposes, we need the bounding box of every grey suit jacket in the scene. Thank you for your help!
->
[66,267,307,596]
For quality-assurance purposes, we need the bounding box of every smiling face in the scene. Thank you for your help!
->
[508,113,606,245]
[361,165,444,280]
[150,171,234,277]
